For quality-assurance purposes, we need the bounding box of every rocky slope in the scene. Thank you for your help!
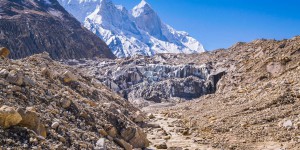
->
[152,36,300,149]
[0,52,149,149]
[0,0,115,59]
[58,0,205,57]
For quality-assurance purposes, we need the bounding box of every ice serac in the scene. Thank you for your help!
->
[58,0,205,58]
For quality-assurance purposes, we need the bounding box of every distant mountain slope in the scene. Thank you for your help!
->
[58,0,205,58]
[0,0,115,59]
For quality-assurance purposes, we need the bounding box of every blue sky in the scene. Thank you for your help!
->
[113,0,300,50]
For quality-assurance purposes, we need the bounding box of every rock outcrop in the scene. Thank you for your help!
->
[0,0,115,59]
[0,52,148,149]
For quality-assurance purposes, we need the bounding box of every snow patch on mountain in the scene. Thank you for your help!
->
[58,0,205,57]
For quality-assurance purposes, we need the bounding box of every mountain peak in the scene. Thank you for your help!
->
[99,0,112,4]
[59,0,205,57]
[138,0,149,7]
[132,0,153,17]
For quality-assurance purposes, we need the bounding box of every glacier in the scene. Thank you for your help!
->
[58,0,205,57]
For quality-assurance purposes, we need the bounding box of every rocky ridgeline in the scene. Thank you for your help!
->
[65,56,225,107]
[0,50,149,149]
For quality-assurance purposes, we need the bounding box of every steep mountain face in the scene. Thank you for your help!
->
[58,0,205,58]
[0,0,115,59]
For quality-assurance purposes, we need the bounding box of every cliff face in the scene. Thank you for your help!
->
[0,0,115,59]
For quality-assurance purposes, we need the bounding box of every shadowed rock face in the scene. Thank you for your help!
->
[0,0,115,60]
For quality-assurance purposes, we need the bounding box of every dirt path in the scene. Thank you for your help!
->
[146,113,215,150]
[142,103,216,150]
[142,104,291,150]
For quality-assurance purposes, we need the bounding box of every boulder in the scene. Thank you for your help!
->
[154,142,168,149]
[23,76,35,86]
[17,107,47,137]
[51,122,59,129]
[107,126,118,138]
[147,113,155,119]
[0,69,9,78]
[114,138,133,150]
[98,129,108,137]
[62,71,77,83]
[95,138,107,150]
[282,120,293,128]
[0,47,10,58]
[132,111,146,123]
[6,70,24,86]
[0,105,22,128]
[121,127,149,148]
[61,99,72,109]
[266,62,283,77]
[41,68,53,79]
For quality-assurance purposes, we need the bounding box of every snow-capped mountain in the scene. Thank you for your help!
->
[58,0,205,57]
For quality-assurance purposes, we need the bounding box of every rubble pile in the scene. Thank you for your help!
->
[0,52,149,149]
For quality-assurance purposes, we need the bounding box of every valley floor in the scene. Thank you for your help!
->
[143,103,294,150]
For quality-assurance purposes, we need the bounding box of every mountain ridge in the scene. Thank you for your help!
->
[58,0,205,57]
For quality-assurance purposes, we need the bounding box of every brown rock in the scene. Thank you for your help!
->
[114,138,133,150]
[132,111,145,123]
[0,47,10,58]
[163,135,171,140]
[99,129,108,136]
[17,107,47,138]
[0,105,22,128]
[154,142,168,149]
[121,127,149,148]
[147,113,155,119]
[61,99,72,109]
[105,125,117,138]
[62,71,77,83]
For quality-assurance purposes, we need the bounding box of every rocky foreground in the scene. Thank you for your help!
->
[0,52,149,149]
